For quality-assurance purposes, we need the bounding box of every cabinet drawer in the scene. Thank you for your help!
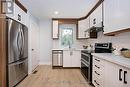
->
[93,56,105,66]
[93,67,104,80]
[93,75,103,87]
[93,60,104,71]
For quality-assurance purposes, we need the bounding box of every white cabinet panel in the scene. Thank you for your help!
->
[52,20,59,39]
[92,56,105,87]
[123,68,130,87]
[71,51,81,67]
[104,0,130,34]
[105,61,123,87]
[90,3,103,28]
[63,51,71,67]
[78,18,90,39]
[93,56,130,87]
[6,3,28,26]
[63,50,81,67]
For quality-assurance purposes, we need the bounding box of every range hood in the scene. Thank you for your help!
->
[85,22,103,32]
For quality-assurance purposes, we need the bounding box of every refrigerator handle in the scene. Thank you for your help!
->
[20,27,25,56]
[17,32,21,56]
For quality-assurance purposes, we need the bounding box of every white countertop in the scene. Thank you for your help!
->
[52,48,89,51]
[92,53,130,69]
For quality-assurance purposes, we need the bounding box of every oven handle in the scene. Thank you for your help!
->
[81,59,89,67]
[81,59,90,65]
[81,53,90,56]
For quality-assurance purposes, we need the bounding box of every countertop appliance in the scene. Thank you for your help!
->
[52,50,63,68]
[81,43,112,84]
[7,18,28,87]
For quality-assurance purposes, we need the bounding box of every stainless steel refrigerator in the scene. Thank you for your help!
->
[7,18,28,87]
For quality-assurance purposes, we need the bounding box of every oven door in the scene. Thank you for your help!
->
[81,59,90,81]
[81,52,90,64]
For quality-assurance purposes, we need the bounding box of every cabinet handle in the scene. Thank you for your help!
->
[95,59,100,62]
[95,65,100,69]
[95,71,100,76]
[124,71,127,84]
[93,18,96,24]
[94,80,100,86]
[18,14,21,21]
[119,69,122,81]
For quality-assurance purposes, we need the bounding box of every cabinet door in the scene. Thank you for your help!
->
[63,51,71,67]
[71,51,81,67]
[123,68,130,87]
[78,18,90,39]
[105,61,123,87]
[21,9,27,26]
[90,3,102,28]
[104,0,130,34]
[52,20,59,39]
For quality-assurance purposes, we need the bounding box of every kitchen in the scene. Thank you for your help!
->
[0,0,130,87]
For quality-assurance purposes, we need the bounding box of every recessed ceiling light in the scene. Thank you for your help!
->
[54,11,59,15]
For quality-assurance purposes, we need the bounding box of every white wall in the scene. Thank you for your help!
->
[39,19,52,65]
[87,31,130,50]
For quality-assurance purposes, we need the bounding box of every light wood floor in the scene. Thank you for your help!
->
[17,65,93,87]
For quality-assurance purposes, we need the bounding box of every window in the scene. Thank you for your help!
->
[60,25,73,48]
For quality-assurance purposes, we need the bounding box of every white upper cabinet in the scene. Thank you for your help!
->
[6,2,28,26]
[52,20,59,39]
[90,3,103,28]
[78,17,90,39]
[104,0,130,34]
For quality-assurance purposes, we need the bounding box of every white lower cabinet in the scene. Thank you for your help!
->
[123,68,130,87]
[92,56,130,87]
[92,56,105,87]
[63,50,81,67]
[104,61,123,87]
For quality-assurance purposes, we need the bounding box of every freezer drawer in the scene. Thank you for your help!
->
[52,50,63,67]
[8,59,28,87]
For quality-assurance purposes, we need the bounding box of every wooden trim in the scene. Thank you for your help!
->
[104,28,130,36]
[0,17,7,87]
[57,19,78,24]
[78,0,104,21]
[15,0,27,13]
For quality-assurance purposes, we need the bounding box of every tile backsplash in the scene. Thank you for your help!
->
[87,31,130,49]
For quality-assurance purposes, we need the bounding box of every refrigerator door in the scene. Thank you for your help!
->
[8,19,22,63]
[20,25,28,59]
[8,59,28,87]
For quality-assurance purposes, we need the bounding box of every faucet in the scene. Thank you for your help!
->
[68,41,71,49]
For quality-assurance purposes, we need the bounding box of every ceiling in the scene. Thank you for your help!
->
[20,0,95,19]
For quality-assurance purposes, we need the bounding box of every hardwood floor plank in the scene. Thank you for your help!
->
[17,65,92,87]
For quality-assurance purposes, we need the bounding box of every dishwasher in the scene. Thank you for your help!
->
[52,50,63,68]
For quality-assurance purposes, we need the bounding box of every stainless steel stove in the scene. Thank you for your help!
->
[81,43,112,84]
